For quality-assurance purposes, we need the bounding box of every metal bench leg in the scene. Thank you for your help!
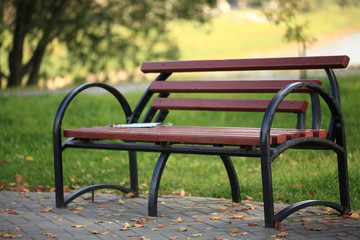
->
[337,151,350,213]
[128,151,139,194]
[220,155,241,203]
[54,144,64,208]
[148,153,170,217]
[261,154,275,228]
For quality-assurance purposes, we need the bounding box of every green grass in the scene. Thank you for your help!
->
[1,73,359,210]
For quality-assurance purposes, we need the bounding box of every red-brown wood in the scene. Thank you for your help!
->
[64,126,327,146]
[141,55,349,73]
[151,98,308,113]
[150,80,322,93]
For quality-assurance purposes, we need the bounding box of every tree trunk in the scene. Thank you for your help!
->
[7,0,33,87]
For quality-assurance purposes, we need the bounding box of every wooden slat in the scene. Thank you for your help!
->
[150,80,322,93]
[64,126,282,145]
[151,98,308,113]
[64,126,327,146]
[141,55,349,73]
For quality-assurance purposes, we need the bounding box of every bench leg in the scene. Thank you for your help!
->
[261,154,275,228]
[148,153,170,217]
[220,155,241,203]
[128,151,139,194]
[54,144,64,208]
[337,151,350,213]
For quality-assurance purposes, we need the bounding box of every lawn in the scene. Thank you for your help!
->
[1,73,359,210]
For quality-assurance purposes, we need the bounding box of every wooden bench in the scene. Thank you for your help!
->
[53,55,350,228]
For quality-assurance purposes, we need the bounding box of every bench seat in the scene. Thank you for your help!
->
[64,126,327,146]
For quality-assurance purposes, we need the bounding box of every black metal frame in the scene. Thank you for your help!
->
[53,68,349,228]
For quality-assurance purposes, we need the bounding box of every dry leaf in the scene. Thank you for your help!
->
[241,232,249,235]
[26,156,34,161]
[195,219,203,222]
[248,222,258,226]
[71,225,84,228]
[16,174,22,184]
[126,192,138,198]
[337,233,347,236]
[229,228,239,233]
[121,222,131,231]
[232,215,246,219]
[192,233,202,237]
[232,202,241,207]
[210,216,220,220]
[304,225,328,231]
[169,237,178,240]
[146,216,156,220]
[128,235,140,237]
[179,226,187,232]
[71,206,83,211]
[349,212,360,219]
[172,217,182,223]
[270,232,291,238]
[301,218,312,222]
[157,224,165,228]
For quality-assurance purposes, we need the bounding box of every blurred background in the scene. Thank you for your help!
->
[1,0,359,90]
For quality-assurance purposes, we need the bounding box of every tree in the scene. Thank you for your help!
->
[263,0,316,57]
[0,0,216,88]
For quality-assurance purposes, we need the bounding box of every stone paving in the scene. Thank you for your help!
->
[1,191,359,240]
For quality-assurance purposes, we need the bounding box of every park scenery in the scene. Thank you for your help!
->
[1,0,360,224]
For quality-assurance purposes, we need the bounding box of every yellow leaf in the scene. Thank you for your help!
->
[350,212,359,219]
[70,177,75,183]
[71,225,84,228]
[232,215,246,219]
[193,233,202,237]
[229,228,239,233]
[172,217,182,223]
[86,173,92,178]
[26,156,34,161]
[210,216,220,220]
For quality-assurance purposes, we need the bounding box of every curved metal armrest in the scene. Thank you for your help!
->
[53,82,132,146]
[260,82,345,150]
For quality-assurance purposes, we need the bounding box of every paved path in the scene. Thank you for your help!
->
[1,191,359,239]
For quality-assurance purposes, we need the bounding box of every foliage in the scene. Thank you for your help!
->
[0,0,215,88]
[262,0,316,57]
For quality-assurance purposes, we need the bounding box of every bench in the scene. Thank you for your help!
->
[53,55,350,228]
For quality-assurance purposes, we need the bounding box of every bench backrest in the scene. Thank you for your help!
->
[129,55,349,131]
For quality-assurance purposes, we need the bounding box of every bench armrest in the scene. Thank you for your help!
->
[260,82,345,154]
[141,55,349,73]
[53,83,132,145]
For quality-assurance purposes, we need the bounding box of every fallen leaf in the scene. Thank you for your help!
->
[126,192,139,198]
[121,222,131,231]
[195,219,203,222]
[26,156,34,161]
[192,233,202,237]
[232,215,246,219]
[41,207,53,212]
[71,225,84,228]
[16,174,22,184]
[157,224,165,228]
[246,196,253,201]
[349,212,359,219]
[232,202,241,207]
[128,235,140,237]
[169,237,178,240]
[270,232,291,238]
[210,216,220,220]
[241,232,249,235]
[172,217,182,223]
[301,218,312,222]
[179,226,187,232]
[43,232,57,238]
[337,233,347,236]
[248,222,258,226]
[229,228,239,233]
[71,206,83,211]
[303,225,328,231]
